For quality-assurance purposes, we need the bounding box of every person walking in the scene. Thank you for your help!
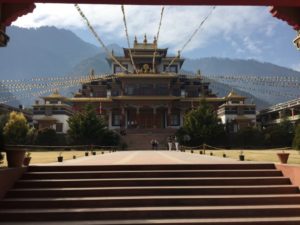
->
[174,136,179,151]
[150,139,155,150]
[167,136,172,151]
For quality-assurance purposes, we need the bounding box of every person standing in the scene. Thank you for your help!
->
[174,136,179,151]
[167,136,172,151]
[154,139,159,150]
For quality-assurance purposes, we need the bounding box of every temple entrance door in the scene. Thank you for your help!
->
[154,109,166,129]
[139,108,154,128]
[127,108,138,128]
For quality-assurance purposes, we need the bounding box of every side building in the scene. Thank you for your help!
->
[218,91,256,133]
[32,90,73,133]
[258,98,300,128]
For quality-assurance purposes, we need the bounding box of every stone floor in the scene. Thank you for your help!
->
[42,150,249,165]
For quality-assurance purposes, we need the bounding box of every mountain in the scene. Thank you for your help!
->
[0,26,100,80]
[181,58,300,106]
[182,58,300,77]
[70,52,111,75]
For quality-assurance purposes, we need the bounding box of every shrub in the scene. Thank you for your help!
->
[292,124,300,150]
[35,128,66,146]
[3,111,30,145]
[234,127,264,148]
[263,121,294,147]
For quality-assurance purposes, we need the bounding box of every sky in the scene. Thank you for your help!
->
[13,4,300,71]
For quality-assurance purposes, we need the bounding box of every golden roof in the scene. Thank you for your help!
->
[133,34,157,49]
[43,90,65,99]
[226,91,246,99]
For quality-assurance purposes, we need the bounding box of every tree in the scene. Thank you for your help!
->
[0,114,8,150]
[292,124,300,150]
[263,120,294,147]
[180,101,225,146]
[3,111,30,145]
[67,104,112,145]
[235,127,264,148]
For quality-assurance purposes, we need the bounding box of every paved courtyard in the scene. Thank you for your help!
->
[43,150,248,165]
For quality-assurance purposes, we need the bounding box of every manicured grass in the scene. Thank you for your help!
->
[1,149,299,167]
[0,149,110,167]
[188,149,300,164]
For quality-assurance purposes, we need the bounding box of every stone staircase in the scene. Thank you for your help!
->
[122,128,176,150]
[0,163,300,224]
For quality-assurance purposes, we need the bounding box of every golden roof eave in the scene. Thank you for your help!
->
[115,73,178,78]
[219,103,256,107]
[33,104,72,108]
[180,97,225,102]
[34,116,58,122]
[112,96,180,101]
[68,98,113,102]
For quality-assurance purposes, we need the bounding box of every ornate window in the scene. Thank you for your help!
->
[169,112,180,126]
[113,64,128,73]
[163,65,178,73]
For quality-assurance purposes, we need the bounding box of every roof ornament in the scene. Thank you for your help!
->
[143,34,147,44]
[89,69,95,80]
[294,30,300,50]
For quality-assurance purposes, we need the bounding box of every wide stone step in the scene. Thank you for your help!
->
[14,177,291,188]
[1,205,300,221]
[27,164,276,172]
[2,194,300,209]
[22,170,283,179]
[2,217,300,225]
[7,185,299,198]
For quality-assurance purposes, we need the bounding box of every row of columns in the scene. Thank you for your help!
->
[108,106,183,129]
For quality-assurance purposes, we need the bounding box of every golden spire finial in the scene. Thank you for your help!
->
[134,36,138,45]
[153,36,157,46]
[177,50,181,58]
[90,68,95,76]
[143,34,147,44]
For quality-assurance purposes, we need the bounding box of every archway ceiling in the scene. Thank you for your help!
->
[1,1,300,30]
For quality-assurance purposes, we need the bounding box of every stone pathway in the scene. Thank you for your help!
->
[42,150,246,165]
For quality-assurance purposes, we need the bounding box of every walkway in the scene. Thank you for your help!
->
[44,150,245,165]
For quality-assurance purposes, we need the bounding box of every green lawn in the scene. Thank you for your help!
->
[1,149,299,167]
[0,149,111,167]
[187,149,300,164]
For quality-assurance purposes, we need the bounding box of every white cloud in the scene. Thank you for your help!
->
[13,4,275,55]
